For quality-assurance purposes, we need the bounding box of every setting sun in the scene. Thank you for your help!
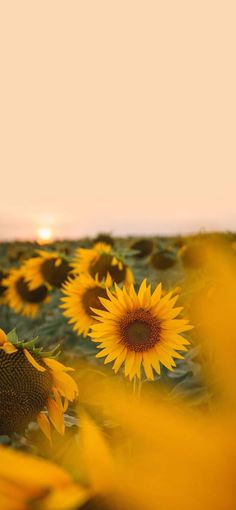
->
[37,227,54,244]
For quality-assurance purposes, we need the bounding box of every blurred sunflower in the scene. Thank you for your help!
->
[90,280,192,380]
[3,267,49,317]
[73,243,133,286]
[130,238,153,258]
[93,233,114,247]
[180,241,208,269]
[0,445,88,510]
[0,328,78,440]
[24,250,72,289]
[0,270,9,304]
[151,249,177,270]
[61,273,113,337]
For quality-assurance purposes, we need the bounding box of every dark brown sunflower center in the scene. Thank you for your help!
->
[119,309,161,352]
[41,258,71,287]
[131,238,153,258]
[89,254,126,283]
[0,271,8,297]
[16,277,48,303]
[0,349,52,435]
[151,250,176,270]
[82,287,108,317]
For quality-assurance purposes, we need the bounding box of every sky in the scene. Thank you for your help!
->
[1,1,236,241]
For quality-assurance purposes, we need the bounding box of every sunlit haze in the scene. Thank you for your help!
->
[1,1,235,241]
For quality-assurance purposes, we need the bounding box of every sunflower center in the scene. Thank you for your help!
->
[16,277,48,303]
[119,309,161,352]
[41,258,71,287]
[131,239,153,258]
[89,254,126,283]
[0,349,52,435]
[82,287,108,317]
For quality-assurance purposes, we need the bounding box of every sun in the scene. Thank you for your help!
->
[37,227,54,244]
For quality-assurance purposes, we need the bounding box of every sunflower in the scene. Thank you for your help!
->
[89,280,192,380]
[93,232,114,247]
[0,445,88,510]
[0,328,78,440]
[61,273,113,337]
[0,269,9,304]
[3,267,50,317]
[151,249,177,270]
[73,243,133,286]
[130,238,153,258]
[24,250,72,289]
[180,242,208,269]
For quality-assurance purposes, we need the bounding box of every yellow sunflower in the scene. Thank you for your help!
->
[61,273,113,337]
[3,267,50,317]
[0,328,78,441]
[24,250,72,289]
[0,445,88,510]
[72,243,134,286]
[89,280,192,380]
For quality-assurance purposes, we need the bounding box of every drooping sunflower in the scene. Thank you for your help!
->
[3,267,50,317]
[0,328,78,440]
[61,273,113,337]
[72,243,134,286]
[24,250,73,289]
[89,280,192,380]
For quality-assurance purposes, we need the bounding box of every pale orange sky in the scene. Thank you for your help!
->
[1,1,236,240]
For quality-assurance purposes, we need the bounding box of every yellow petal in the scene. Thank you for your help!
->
[0,342,17,354]
[43,357,74,372]
[23,349,46,372]
[143,355,154,380]
[125,351,136,377]
[37,412,51,442]
[52,371,78,401]
[138,279,147,305]
[113,348,127,373]
[0,329,7,345]
[47,397,65,436]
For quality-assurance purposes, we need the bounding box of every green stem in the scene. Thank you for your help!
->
[132,375,143,401]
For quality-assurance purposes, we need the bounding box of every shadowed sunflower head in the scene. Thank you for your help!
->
[130,238,153,258]
[72,243,133,286]
[61,273,113,337]
[151,249,177,270]
[0,269,9,303]
[3,267,50,317]
[0,328,78,440]
[93,233,114,248]
[24,250,73,289]
[89,280,192,380]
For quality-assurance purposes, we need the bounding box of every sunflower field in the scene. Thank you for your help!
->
[0,232,236,510]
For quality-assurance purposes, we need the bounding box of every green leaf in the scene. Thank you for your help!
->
[7,328,19,344]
